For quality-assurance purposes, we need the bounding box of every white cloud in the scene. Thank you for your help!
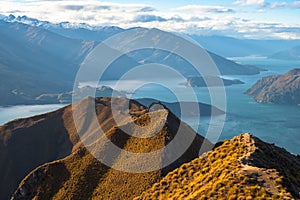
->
[0,0,155,25]
[267,1,300,9]
[272,32,300,39]
[0,0,299,39]
[233,0,265,6]
[172,5,235,13]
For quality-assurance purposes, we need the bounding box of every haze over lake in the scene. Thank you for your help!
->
[0,104,65,125]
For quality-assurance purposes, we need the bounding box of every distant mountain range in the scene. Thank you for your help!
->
[270,45,300,60]
[3,14,300,57]
[0,20,96,105]
[0,15,264,105]
[191,34,300,58]
[2,14,124,40]
[246,68,300,105]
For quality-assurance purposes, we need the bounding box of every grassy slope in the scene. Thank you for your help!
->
[0,97,146,199]
[10,98,207,200]
[136,134,300,200]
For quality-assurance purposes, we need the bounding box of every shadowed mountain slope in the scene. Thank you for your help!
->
[0,97,145,199]
[0,21,95,105]
[0,97,211,199]
[10,98,209,200]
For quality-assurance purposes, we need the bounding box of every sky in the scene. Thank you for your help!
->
[0,0,299,39]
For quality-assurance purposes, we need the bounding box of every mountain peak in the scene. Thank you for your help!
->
[0,97,209,199]
[1,14,123,31]
[10,97,208,200]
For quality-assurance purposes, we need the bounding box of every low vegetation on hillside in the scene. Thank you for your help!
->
[11,99,206,200]
[136,134,300,200]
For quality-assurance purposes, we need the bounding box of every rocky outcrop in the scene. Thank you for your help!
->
[246,68,300,104]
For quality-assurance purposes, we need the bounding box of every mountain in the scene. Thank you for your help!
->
[246,68,300,104]
[0,20,96,105]
[120,46,262,77]
[0,15,263,106]
[0,20,138,105]
[3,14,124,41]
[114,28,262,76]
[136,133,300,199]
[1,97,299,199]
[270,45,300,60]
[191,34,300,57]
[4,14,300,58]
[208,51,262,75]
[0,97,212,200]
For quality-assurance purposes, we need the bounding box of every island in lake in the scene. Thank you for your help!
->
[183,76,244,87]
[246,68,300,105]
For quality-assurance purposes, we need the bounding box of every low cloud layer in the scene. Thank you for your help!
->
[0,0,299,39]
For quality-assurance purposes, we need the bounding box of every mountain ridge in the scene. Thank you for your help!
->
[0,20,96,105]
[0,97,212,199]
[9,98,209,200]
[136,133,300,199]
[3,14,300,58]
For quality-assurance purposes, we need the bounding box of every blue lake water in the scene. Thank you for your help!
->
[1,57,300,154]
[111,57,300,154]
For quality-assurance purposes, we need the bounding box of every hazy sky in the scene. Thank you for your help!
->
[0,0,299,39]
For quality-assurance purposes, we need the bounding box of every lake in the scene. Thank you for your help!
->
[0,104,65,125]
[108,57,300,154]
[1,57,300,154]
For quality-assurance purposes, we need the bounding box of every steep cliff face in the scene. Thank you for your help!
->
[136,133,300,199]
[11,102,208,200]
[246,68,300,104]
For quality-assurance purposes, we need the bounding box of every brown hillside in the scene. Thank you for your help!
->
[0,97,152,199]
[11,103,208,200]
[246,68,300,104]
[136,134,300,200]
